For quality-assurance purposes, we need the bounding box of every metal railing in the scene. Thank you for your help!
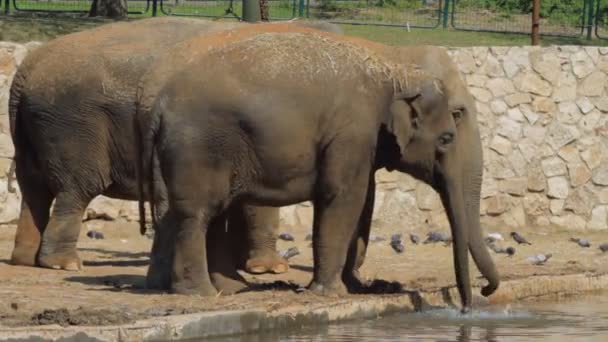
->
[11,0,150,15]
[596,0,608,39]
[159,0,297,20]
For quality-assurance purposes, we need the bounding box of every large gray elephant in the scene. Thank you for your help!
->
[135,24,499,312]
[8,17,342,291]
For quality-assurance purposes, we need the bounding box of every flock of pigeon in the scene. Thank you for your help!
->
[274,230,608,266]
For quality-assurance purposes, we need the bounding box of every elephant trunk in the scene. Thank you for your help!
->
[439,124,499,313]
[439,176,472,313]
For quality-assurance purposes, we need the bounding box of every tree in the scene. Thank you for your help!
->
[260,0,269,21]
[89,0,128,18]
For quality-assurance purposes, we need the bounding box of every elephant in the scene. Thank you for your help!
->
[135,24,499,312]
[8,16,342,289]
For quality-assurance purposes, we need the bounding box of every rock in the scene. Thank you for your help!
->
[481,174,498,198]
[503,47,529,78]
[504,93,532,107]
[578,109,601,132]
[550,199,564,215]
[520,104,540,124]
[600,47,608,55]
[576,97,595,114]
[415,183,441,211]
[568,163,591,187]
[496,116,522,140]
[592,165,608,186]
[507,107,525,122]
[485,78,515,97]
[541,157,567,177]
[469,87,493,103]
[515,73,552,97]
[598,55,608,73]
[588,206,608,230]
[523,126,546,144]
[581,144,604,170]
[485,195,510,215]
[552,72,577,103]
[531,97,556,113]
[487,154,515,179]
[564,186,596,215]
[550,214,587,230]
[527,163,546,192]
[508,149,528,177]
[490,100,508,114]
[547,176,570,199]
[578,71,607,97]
[557,144,581,164]
[591,97,608,112]
[481,54,504,77]
[545,123,580,150]
[503,201,526,227]
[530,49,562,84]
[524,193,549,216]
[557,102,581,124]
[466,74,488,88]
[584,47,600,64]
[376,169,399,185]
[499,177,527,197]
[489,135,512,155]
[454,50,476,74]
[571,50,595,79]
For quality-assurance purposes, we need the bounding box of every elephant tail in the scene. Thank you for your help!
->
[134,96,161,236]
[7,68,28,194]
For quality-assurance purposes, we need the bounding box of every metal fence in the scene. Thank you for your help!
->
[1,0,606,40]
[159,0,297,20]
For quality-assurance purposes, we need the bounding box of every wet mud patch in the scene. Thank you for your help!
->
[30,307,134,327]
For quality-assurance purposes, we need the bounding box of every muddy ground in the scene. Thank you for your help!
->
[1,219,607,327]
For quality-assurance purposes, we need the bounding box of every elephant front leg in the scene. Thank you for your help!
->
[239,205,288,275]
[38,192,88,271]
[308,147,372,296]
[342,174,375,292]
[146,211,174,290]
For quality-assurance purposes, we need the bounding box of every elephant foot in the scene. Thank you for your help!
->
[245,253,289,274]
[38,250,82,271]
[172,280,218,296]
[308,279,347,297]
[146,261,172,290]
[10,243,38,266]
[210,271,249,295]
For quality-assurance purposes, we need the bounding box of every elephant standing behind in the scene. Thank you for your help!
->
[135,24,499,311]
[8,17,342,291]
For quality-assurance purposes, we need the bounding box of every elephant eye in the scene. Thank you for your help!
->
[452,108,465,124]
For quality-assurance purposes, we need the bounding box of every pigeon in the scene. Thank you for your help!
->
[488,233,504,241]
[86,230,104,240]
[424,232,452,245]
[390,234,405,254]
[409,233,421,245]
[599,243,608,253]
[278,233,295,242]
[510,232,531,245]
[505,247,516,256]
[369,234,386,243]
[278,247,300,260]
[569,237,591,248]
[527,253,552,265]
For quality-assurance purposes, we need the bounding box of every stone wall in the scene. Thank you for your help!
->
[0,42,607,231]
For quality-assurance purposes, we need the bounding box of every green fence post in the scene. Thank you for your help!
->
[152,0,157,16]
[298,0,305,17]
[587,0,595,40]
[442,0,450,29]
[4,0,9,14]
[243,0,262,22]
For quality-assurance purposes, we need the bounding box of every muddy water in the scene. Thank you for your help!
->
[216,293,608,341]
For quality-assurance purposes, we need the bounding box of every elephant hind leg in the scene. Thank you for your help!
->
[37,191,91,271]
[208,213,248,295]
[10,156,53,267]
[233,205,288,275]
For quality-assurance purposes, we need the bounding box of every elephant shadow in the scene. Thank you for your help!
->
[78,247,150,267]
[64,274,158,294]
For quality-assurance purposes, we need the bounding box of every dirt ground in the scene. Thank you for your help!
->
[1,218,607,327]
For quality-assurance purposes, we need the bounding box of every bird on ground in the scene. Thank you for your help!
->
[599,243,608,253]
[510,232,532,245]
[390,234,405,253]
[409,233,421,245]
[569,237,591,248]
[527,253,552,265]
[424,232,452,245]
[278,233,295,241]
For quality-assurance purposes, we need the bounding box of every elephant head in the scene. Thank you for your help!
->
[378,47,499,313]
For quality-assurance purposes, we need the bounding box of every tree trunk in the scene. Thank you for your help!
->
[89,0,128,18]
[260,0,270,21]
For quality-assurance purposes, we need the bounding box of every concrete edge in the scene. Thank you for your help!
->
[1,272,607,341]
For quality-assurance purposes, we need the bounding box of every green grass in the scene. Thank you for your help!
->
[1,13,608,46]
